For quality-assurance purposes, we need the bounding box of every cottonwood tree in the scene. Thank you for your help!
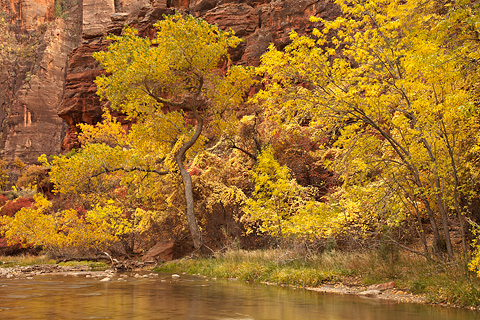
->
[0,194,133,257]
[242,146,332,240]
[49,14,254,252]
[255,0,480,260]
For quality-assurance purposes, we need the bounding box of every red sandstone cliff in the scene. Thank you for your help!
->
[0,0,82,163]
[1,0,340,160]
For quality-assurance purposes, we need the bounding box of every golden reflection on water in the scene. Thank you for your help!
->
[0,274,477,320]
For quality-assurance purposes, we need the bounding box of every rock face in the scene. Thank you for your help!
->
[59,0,340,151]
[0,0,82,163]
[4,16,81,162]
[198,0,339,65]
[2,0,340,160]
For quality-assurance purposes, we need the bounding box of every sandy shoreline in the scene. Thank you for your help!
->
[258,279,427,305]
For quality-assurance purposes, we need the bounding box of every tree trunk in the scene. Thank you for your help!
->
[411,200,430,258]
[175,113,204,251]
[440,120,468,255]
[422,197,443,257]
[420,137,454,260]
[438,202,454,260]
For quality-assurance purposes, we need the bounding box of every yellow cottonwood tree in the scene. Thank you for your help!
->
[0,195,132,256]
[49,14,254,252]
[243,147,298,237]
[256,0,480,259]
[243,147,332,239]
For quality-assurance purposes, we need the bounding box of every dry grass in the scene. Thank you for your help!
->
[157,248,480,308]
[0,254,55,267]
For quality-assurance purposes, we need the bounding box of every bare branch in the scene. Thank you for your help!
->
[226,137,257,161]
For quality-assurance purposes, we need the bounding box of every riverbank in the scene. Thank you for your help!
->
[0,255,160,281]
[155,249,480,310]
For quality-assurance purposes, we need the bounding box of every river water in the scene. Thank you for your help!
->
[0,273,478,320]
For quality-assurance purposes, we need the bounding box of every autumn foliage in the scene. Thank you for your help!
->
[0,195,8,207]
[255,0,480,261]
[4,1,480,276]
[0,195,132,256]
[0,197,34,217]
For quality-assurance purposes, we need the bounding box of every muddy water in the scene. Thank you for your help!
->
[0,273,478,320]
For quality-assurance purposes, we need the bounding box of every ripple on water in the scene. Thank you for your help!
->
[0,274,477,320]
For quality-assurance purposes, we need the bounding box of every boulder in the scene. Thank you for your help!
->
[142,241,176,263]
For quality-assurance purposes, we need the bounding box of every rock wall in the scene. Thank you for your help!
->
[195,0,339,65]
[2,0,340,160]
[59,0,340,151]
[0,0,82,163]
[3,17,77,163]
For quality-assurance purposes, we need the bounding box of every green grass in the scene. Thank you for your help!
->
[57,260,109,271]
[157,249,362,286]
[156,249,480,308]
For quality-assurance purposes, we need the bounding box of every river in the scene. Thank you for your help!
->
[0,272,478,319]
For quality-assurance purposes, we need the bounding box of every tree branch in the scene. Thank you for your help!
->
[90,166,169,179]
[226,138,257,161]
[143,84,191,110]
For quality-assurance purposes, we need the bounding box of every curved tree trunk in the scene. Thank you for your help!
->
[175,113,204,251]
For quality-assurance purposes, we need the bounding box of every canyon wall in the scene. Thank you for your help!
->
[0,0,82,163]
[1,0,340,161]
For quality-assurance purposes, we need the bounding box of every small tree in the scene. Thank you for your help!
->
[256,0,480,260]
[51,14,254,252]
[0,194,132,257]
[243,147,332,240]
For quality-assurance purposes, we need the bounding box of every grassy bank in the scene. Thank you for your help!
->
[156,249,480,309]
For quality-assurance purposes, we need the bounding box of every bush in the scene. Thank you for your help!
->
[377,231,400,264]
[16,165,50,192]
[0,195,7,207]
[0,197,34,217]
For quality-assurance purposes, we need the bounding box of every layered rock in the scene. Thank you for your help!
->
[0,0,82,163]
[198,0,339,65]
[2,0,340,160]
[59,0,340,151]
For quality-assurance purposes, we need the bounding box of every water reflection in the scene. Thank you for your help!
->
[0,273,478,320]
